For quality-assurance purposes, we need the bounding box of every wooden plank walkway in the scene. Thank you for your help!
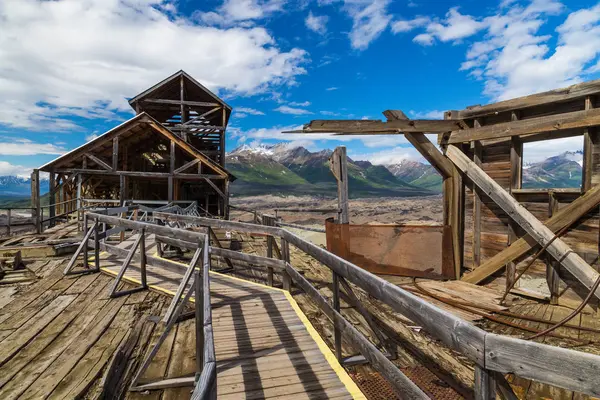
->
[99,233,364,399]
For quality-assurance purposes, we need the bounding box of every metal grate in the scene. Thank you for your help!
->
[351,367,464,400]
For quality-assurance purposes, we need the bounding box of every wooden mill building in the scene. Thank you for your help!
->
[31,70,235,220]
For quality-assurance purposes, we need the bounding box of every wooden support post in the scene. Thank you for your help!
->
[119,174,125,206]
[448,145,600,300]
[180,74,188,142]
[330,146,349,224]
[49,171,56,228]
[474,365,496,400]
[223,181,230,220]
[507,113,523,289]
[83,213,89,269]
[94,221,100,271]
[473,135,483,268]
[112,137,119,171]
[546,192,560,304]
[140,228,147,289]
[281,238,291,291]
[583,96,594,192]
[451,165,464,279]
[168,177,174,203]
[332,271,342,361]
[31,169,41,234]
[76,174,82,231]
[220,108,226,165]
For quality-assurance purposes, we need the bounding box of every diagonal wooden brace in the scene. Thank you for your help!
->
[447,145,600,300]
[109,229,148,298]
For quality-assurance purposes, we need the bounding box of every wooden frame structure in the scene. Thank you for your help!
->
[31,71,235,226]
[290,78,600,307]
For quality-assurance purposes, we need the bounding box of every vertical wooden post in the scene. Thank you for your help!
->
[473,134,483,268]
[220,108,226,165]
[546,191,560,304]
[119,174,125,206]
[169,140,175,202]
[332,271,342,361]
[331,146,349,224]
[474,365,496,400]
[31,169,41,234]
[49,171,56,228]
[140,228,147,289]
[94,220,100,271]
[583,96,594,192]
[112,137,119,171]
[281,238,291,291]
[83,213,89,269]
[76,174,82,231]
[180,74,188,142]
[195,268,203,379]
[264,215,275,287]
[508,112,523,290]
[223,181,230,220]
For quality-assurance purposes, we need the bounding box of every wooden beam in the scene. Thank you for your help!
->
[454,78,600,119]
[85,153,112,171]
[182,107,221,126]
[112,137,119,171]
[143,99,220,107]
[30,169,41,234]
[174,158,200,174]
[204,178,226,199]
[384,110,454,178]
[583,96,594,192]
[462,182,600,284]
[291,118,465,134]
[54,169,225,180]
[472,139,482,268]
[447,108,600,144]
[447,145,600,299]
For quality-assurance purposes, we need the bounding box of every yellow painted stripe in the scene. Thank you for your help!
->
[283,291,366,400]
[98,252,365,398]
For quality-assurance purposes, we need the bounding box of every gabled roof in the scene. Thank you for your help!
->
[39,112,235,180]
[129,70,232,111]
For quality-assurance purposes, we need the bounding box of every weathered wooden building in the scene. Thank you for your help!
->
[31,71,235,221]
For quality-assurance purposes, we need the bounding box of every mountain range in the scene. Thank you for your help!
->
[0,147,584,202]
[225,144,435,198]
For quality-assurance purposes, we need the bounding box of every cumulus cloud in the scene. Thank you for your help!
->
[0,161,35,177]
[236,107,265,115]
[305,11,329,34]
[0,139,66,156]
[393,1,600,101]
[274,105,313,115]
[197,0,285,26]
[344,0,392,50]
[408,110,444,119]
[0,0,307,130]
[288,101,311,107]
[391,16,430,33]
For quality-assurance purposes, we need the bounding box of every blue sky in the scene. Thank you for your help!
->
[0,0,599,177]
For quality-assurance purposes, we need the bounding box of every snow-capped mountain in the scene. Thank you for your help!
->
[0,176,49,197]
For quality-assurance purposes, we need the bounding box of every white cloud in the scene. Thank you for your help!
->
[0,161,34,177]
[0,0,307,130]
[351,146,426,165]
[85,133,99,142]
[344,0,392,50]
[274,105,313,115]
[236,107,265,115]
[197,0,285,26]
[305,11,329,35]
[320,110,341,116]
[408,110,444,119]
[288,101,311,107]
[0,139,66,156]
[394,1,600,101]
[326,87,339,91]
[391,16,429,33]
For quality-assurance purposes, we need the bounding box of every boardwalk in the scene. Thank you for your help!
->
[0,230,364,399]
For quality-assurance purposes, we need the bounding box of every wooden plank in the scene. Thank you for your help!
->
[0,294,76,367]
[473,138,483,268]
[143,98,220,107]
[463,179,600,285]
[454,78,600,119]
[448,107,600,143]
[85,153,112,171]
[295,118,465,134]
[405,132,454,178]
[14,296,128,399]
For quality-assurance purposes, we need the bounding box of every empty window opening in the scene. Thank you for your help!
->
[522,136,584,189]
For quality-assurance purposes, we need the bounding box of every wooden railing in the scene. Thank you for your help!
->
[151,211,600,400]
[0,207,36,236]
